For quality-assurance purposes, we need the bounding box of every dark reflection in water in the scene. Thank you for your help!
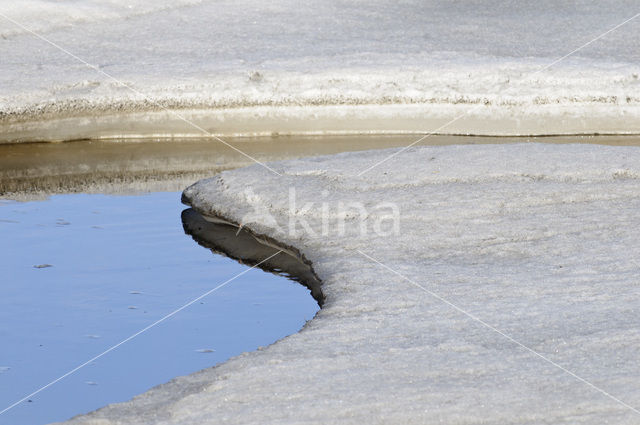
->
[181,208,324,306]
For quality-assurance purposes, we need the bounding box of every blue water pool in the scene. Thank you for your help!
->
[0,192,319,425]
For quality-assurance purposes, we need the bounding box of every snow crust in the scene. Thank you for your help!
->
[62,143,640,424]
[0,0,203,38]
[2,1,640,140]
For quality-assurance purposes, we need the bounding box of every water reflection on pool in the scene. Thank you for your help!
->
[0,192,319,425]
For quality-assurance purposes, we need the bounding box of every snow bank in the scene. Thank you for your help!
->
[2,1,640,141]
[62,143,640,424]
[0,0,203,38]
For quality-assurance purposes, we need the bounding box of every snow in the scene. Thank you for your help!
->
[3,1,640,422]
[60,143,640,424]
[1,1,640,141]
[0,0,203,38]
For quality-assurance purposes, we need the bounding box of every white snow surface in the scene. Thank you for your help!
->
[2,1,640,140]
[62,143,640,424]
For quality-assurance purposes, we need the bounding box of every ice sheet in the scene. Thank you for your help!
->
[60,143,640,424]
[1,1,640,140]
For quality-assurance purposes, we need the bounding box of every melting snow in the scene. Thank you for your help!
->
[63,143,640,424]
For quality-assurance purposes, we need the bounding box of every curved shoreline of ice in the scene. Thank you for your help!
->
[61,143,640,424]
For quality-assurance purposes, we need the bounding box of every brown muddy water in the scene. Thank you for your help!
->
[3,134,640,197]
